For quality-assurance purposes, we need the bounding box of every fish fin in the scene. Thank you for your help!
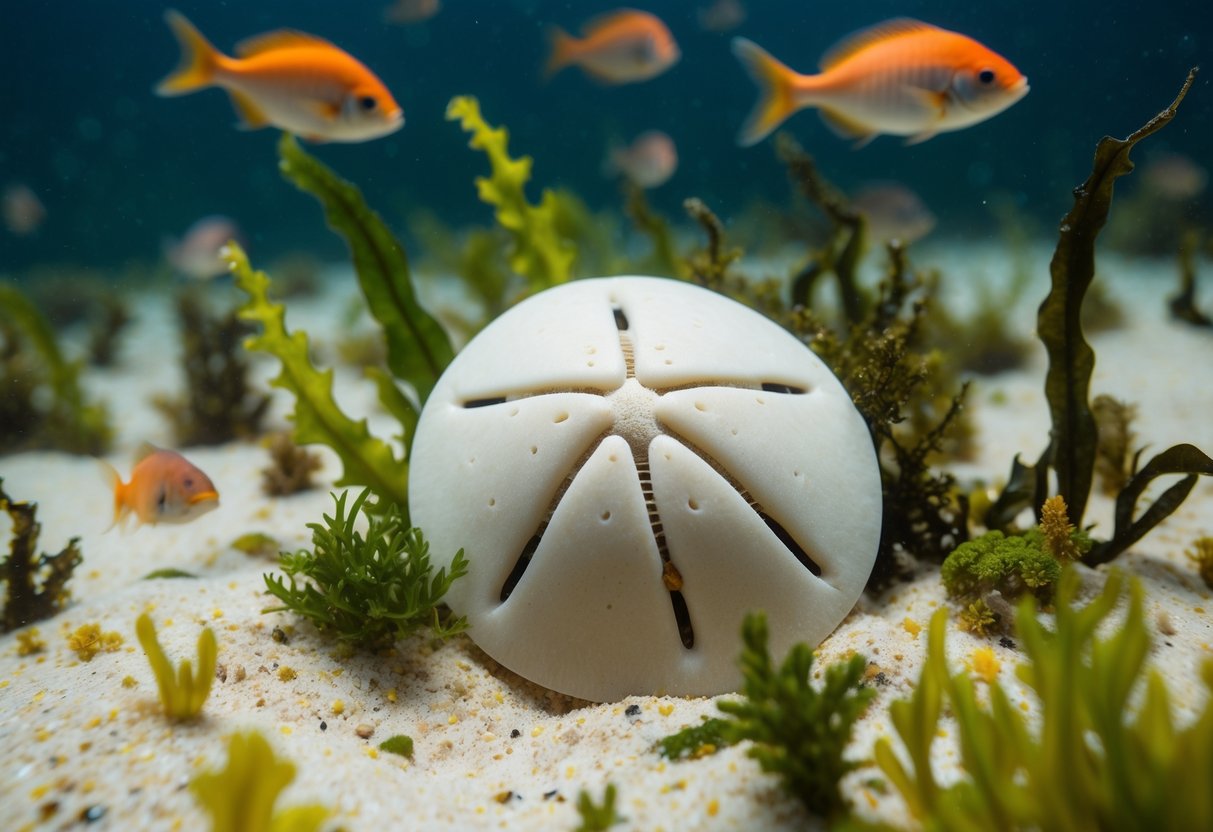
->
[817,106,876,146]
[819,18,940,71]
[97,457,126,532]
[156,10,222,96]
[579,9,646,35]
[543,26,578,80]
[132,442,161,464]
[235,29,335,58]
[903,130,939,146]
[227,89,272,130]
[731,38,803,147]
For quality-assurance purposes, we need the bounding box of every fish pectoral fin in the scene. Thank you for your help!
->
[227,90,271,130]
[904,129,940,146]
[908,86,950,115]
[817,107,875,145]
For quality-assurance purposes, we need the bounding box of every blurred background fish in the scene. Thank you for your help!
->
[850,182,937,245]
[545,9,680,84]
[156,10,403,143]
[165,215,243,280]
[733,18,1029,147]
[604,130,678,189]
[2,184,46,236]
[697,0,747,33]
[384,0,441,26]
[101,444,219,529]
[1139,152,1208,202]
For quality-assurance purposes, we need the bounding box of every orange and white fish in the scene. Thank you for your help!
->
[851,182,936,245]
[604,130,678,188]
[2,184,46,236]
[697,0,747,34]
[732,18,1029,147]
[384,0,441,25]
[101,444,219,529]
[546,9,680,84]
[165,215,243,280]
[156,10,403,143]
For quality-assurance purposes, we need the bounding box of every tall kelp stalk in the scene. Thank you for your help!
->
[989,68,1212,565]
[1168,230,1213,328]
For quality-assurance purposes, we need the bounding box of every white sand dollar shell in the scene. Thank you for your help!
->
[409,276,882,701]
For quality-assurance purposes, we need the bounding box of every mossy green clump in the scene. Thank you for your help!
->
[941,530,1065,602]
[874,568,1213,830]
[574,783,623,832]
[377,734,414,758]
[263,488,468,650]
[659,612,873,819]
[0,282,112,455]
[191,731,331,832]
[1186,536,1213,589]
[260,432,324,497]
[1,479,83,633]
[446,95,576,294]
[135,612,216,721]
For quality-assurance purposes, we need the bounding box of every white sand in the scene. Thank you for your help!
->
[1,243,1211,831]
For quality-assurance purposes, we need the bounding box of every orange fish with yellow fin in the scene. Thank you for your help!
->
[733,18,1028,147]
[546,9,680,84]
[156,10,403,143]
[101,444,219,529]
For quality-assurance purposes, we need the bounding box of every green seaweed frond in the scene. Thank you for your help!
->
[574,783,623,832]
[135,612,216,720]
[1,479,83,633]
[874,568,1213,830]
[261,432,323,497]
[0,282,112,455]
[378,734,414,758]
[446,95,575,293]
[262,488,468,650]
[1186,536,1213,589]
[941,527,1085,606]
[656,716,734,761]
[1091,394,1139,496]
[230,244,411,514]
[191,731,331,832]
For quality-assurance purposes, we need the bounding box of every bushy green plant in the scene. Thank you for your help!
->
[874,568,1213,830]
[573,783,623,832]
[941,527,1087,604]
[135,612,216,720]
[659,612,874,819]
[191,731,330,832]
[263,488,468,650]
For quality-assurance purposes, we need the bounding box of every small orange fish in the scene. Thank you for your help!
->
[605,130,678,189]
[546,9,680,84]
[733,18,1028,147]
[101,444,219,529]
[156,10,403,143]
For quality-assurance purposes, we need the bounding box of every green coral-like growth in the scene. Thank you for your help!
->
[0,282,112,455]
[446,95,576,293]
[230,244,411,514]
[135,612,216,720]
[191,731,331,832]
[378,734,414,758]
[574,783,623,832]
[660,612,873,819]
[1,479,83,633]
[941,530,1077,603]
[263,488,468,650]
[874,569,1213,830]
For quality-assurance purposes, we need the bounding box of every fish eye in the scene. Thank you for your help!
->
[183,477,194,487]
[978,69,996,84]
[358,96,378,112]
[156,487,167,510]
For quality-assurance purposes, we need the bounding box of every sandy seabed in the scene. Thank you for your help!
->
[1,241,1211,831]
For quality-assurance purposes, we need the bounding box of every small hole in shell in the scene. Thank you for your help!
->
[694,402,706,412]
[687,498,700,511]
[600,511,611,522]
[488,498,496,507]
[553,412,569,424]
[530,446,538,455]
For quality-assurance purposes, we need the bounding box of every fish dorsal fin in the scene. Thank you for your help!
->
[581,8,647,36]
[819,18,940,71]
[133,442,161,464]
[236,29,335,58]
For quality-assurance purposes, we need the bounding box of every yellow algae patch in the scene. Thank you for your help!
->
[277,666,297,681]
[67,624,123,661]
[902,618,922,637]
[967,647,1001,683]
[16,628,45,656]
[331,699,345,715]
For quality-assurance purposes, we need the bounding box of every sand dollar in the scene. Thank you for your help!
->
[409,276,881,701]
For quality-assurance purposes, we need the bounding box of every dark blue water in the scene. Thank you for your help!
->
[1,0,1208,271]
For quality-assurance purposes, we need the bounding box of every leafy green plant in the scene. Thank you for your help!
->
[874,568,1213,830]
[378,734,414,758]
[191,731,331,832]
[135,611,216,720]
[573,783,623,832]
[659,612,874,819]
[263,488,468,650]
[446,95,576,293]
[1,478,83,633]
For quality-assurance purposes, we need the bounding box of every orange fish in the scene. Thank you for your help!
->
[156,10,403,143]
[546,9,680,84]
[101,444,219,529]
[733,18,1028,147]
[605,130,678,189]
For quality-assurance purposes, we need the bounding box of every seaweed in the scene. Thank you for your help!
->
[1186,536,1213,589]
[446,96,576,293]
[0,282,112,455]
[263,488,468,650]
[622,180,682,278]
[573,784,623,832]
[67,622,123,661]
[659,612,873,819]
[873,568,1213,830]
[378,734,414,758]
[683,197,786,320]
[191,731,331,832]
[1,479,83,633]
[1091,394,1138,496]
[154,290,271,446]
[135,611,216,720]
[231,245,411,513]
[1169,229,1213,328]
[86,293,132,368]
[261,432,324,497]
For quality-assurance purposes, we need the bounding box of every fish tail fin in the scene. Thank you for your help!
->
[97,458,127,532]
[731,37,803,147]
[543,26,578,80]
[156,10,221,96]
